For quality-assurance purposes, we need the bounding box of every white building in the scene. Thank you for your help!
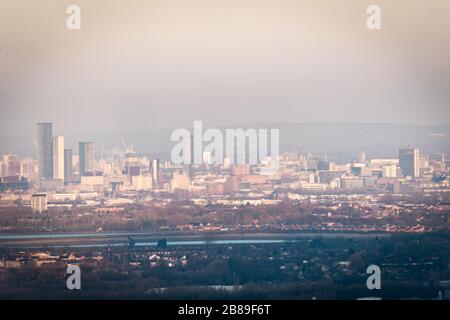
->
[52,136,64,180]
[31,193,47,213]
[170,170,190,192]
[383,165,397,178]
[370,159,399,167]
[131,175,152,190]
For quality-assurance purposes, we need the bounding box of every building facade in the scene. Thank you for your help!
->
[79,142,94,177]
[399,148,420,178]
[64,149,73,183]
[52,136,64,180]
[151,159,160,185]
[37,123,53,179]
[31,193,47,213]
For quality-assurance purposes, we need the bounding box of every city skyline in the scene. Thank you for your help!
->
[2,120,446,188]
[0,121,449,161]
[0,0,449,304]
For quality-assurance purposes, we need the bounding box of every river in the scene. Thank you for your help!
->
[0,230,388,248]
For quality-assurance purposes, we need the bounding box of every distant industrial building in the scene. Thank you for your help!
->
[383,165,398,178]
[38,179,65,192]
[0,175,29,192]
[80,175,105,193]
[340,177,365,189]
[31,193,47,213]
[369,159,399,167]
[0,155,20,177]
[132,175,152,190]
[170,170,190,192]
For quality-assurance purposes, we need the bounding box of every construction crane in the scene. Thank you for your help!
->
[435,153,446,162]
[100,146,104,162]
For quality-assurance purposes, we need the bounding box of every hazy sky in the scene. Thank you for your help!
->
[1,0,449,136]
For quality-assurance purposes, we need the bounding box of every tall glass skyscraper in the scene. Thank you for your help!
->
[37,122,53,179]
[64,149,73,183]
[399,148,420,178]
[79,142,94,176]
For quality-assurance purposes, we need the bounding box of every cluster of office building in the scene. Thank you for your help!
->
[0,123,449,214]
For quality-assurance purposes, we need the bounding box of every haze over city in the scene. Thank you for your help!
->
[1,0,450,138]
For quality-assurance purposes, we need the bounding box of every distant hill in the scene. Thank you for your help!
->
[1,123,448,162]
